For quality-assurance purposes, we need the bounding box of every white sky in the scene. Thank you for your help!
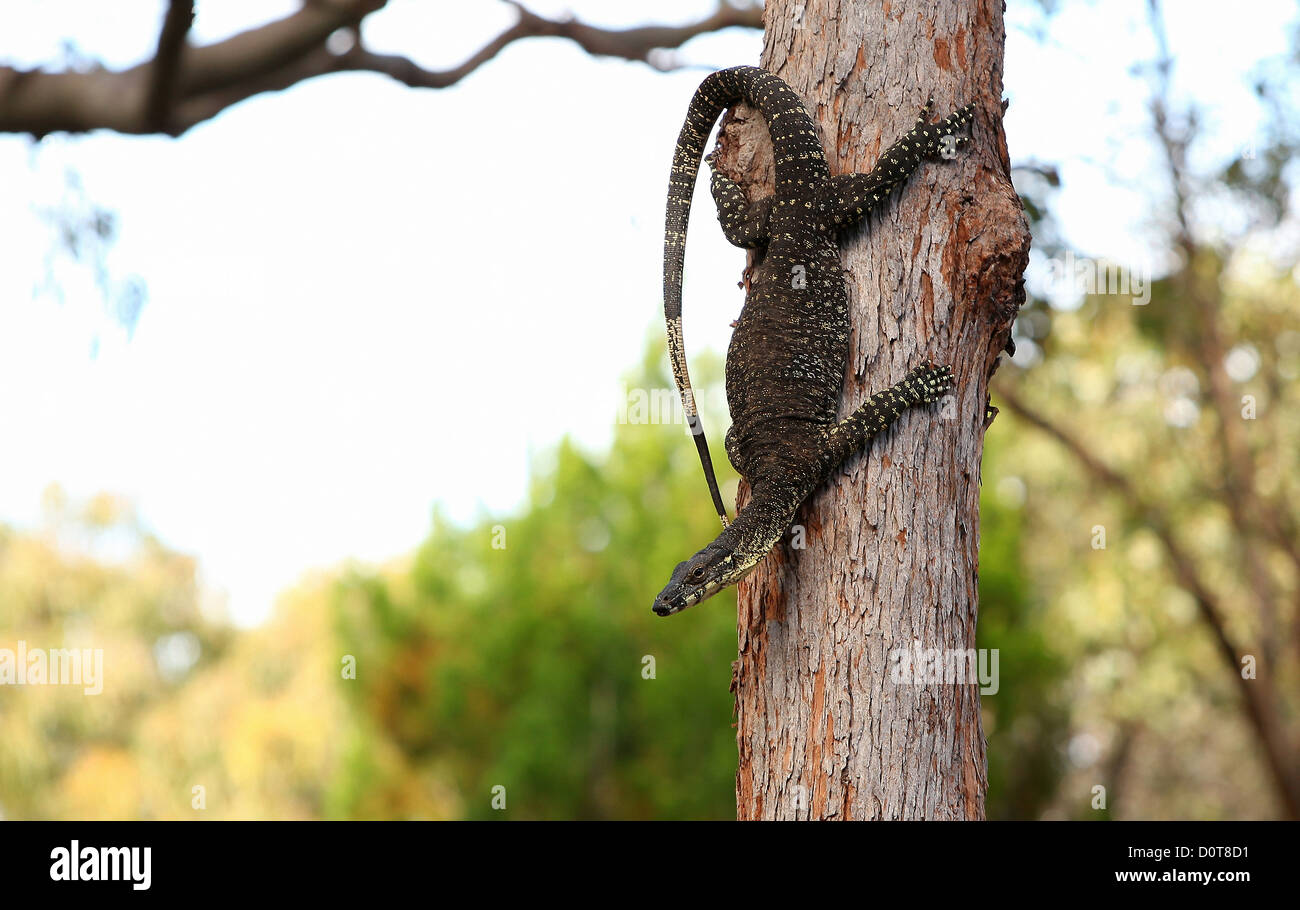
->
[0,0,1292,625]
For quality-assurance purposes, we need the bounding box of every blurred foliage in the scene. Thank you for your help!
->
[0,488,230,818]
[998,266,1294,821]
[978,443,1069,821]
[32,164,147,357]
[329,348,742,819]
[991,5,1300,819]
[0,348,1068,820]
[998,262,1299,820]
[0,352,747,819]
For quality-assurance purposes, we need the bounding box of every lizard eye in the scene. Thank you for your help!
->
[688,565,707,582]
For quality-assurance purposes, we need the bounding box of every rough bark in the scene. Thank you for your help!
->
[723,0,1028,820]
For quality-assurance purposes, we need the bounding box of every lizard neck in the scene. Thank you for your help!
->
[718,479,810,580]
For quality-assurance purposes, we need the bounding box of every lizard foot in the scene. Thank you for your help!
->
[920,102,976,160]
[903,362,955,403]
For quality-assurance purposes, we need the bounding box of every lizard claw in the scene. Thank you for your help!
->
[905,362,954,403]
[917,101,976,160]
[940,103,976,134]
[915,95,935,128]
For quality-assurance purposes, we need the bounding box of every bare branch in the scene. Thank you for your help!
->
[145,0,195,133]
[0,1,764,138]
[178,0,383,97]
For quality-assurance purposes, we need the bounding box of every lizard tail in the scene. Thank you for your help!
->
[662,66,829,529]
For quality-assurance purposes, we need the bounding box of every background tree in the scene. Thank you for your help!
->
[995,2,1300,819]
[0,488,232,818]
[713,0,1029,818]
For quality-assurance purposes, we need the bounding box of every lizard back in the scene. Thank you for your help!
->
[663,66,834,518]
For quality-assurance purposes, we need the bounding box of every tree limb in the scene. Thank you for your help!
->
[144,0,195,132]
[0,0,764,138]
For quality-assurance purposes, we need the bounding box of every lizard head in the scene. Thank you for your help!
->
[653,487,799,616]
[652,533,760,616]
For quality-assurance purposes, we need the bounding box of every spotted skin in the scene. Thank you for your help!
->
[655,67,971,617]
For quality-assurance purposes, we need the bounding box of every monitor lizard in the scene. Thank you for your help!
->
[654,65,972,616]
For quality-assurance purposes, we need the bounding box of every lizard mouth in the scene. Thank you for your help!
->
[652,589,694,617]
[651,597,679,617]
[652,578,722,616]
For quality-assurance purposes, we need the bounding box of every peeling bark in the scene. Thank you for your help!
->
[724,0,1029,820]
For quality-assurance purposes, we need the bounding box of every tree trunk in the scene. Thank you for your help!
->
[725,0,1029,820]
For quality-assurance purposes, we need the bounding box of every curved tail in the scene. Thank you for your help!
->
[662,66,828,528]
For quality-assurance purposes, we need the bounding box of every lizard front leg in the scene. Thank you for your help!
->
[820,362,953,469]
[815,100,974,231]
